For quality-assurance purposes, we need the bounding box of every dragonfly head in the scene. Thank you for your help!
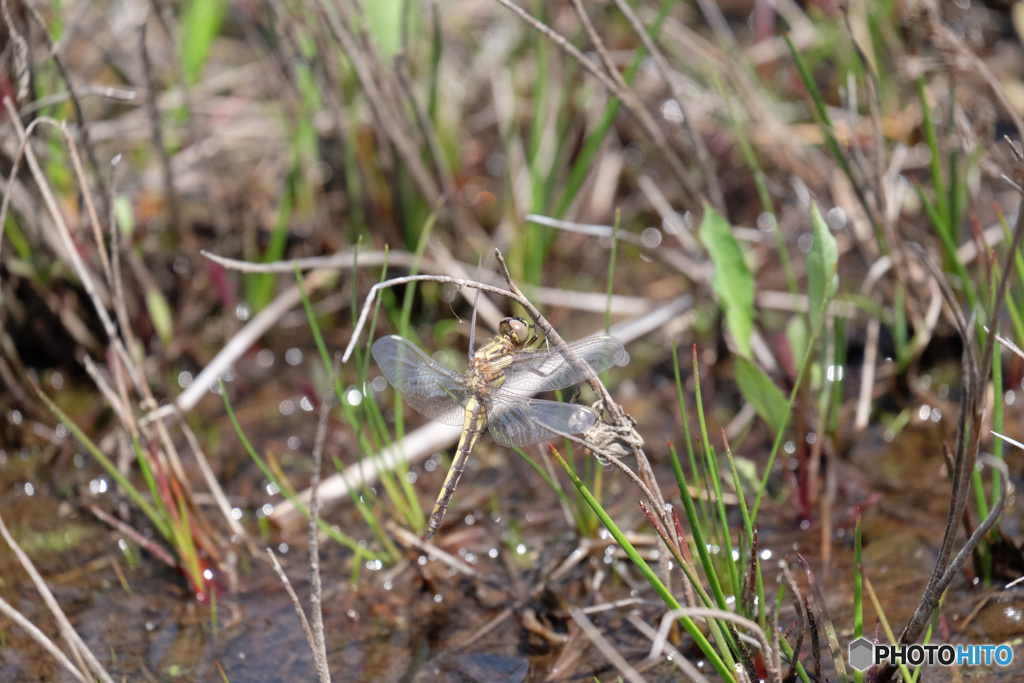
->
[500,316,539,349]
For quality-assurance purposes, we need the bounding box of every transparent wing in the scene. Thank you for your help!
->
[371,335,469,426]
[500,336,629,393]
[486,395,597,448]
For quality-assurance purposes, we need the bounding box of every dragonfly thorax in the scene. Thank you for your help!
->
[465,324,525,395]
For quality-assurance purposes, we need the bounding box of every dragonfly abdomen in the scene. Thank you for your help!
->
[426,397,487,539]
[425,339,516,539]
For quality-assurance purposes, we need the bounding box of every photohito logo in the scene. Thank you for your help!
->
[848,637,1014,671]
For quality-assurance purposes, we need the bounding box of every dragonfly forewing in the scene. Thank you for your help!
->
[499,336,628,393]
[371,335,470,426]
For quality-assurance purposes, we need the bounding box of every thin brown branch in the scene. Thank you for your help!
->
[21,0,110,218]
[568,606,647,683]
[492,249,676,564]
[394,52,455,201]
[267,549,318,660]
[887,210,1024,673]
[306,353,339,683]
[310,0,441,202]
[139,17,180,233]
[491,0,700,211]
[0,511,115,683]
[609,0,725,215]
[0,595,90,683]
[1,102,116,336]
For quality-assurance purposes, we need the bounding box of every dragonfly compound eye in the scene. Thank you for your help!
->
[506,318,530,344]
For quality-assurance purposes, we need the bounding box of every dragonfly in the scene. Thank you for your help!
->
[372,316,628,539]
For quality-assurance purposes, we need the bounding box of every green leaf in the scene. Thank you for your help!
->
[114,195,135,236]
[365,0,403,57]
[700,205,754,359]
[785,315,809,369]
[807,202,839,330]
[730,454,760,496]
[146,290,174,347]
[735,356,787,437]
[180,0,229,86]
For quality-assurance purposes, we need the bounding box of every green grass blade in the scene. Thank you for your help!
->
[399,210,438,329]
[917,76,948,228]
[364,0,402,56]
[668,344,699,509]
[427,6,441,119]
[783,34,857,187]
[180,0,229,86]
[692,354,741,599]
[293,266,417,548]
[864,576,915,682]
[996,204,1024,347]
[674,443,732,618]
[751,263,836,523]
[721,436,767,631]
[515,447,582,531]
[220,380,371,558]
[554,0,674,219]
[549,446,735,680]
[35,387,170,540]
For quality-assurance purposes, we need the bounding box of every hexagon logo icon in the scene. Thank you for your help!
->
[848,637,875,671]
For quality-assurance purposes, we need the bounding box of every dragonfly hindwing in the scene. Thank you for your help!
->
[486,395,597,448]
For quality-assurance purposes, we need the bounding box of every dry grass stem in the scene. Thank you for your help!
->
[609,0,724,213]
[305,353,339,683]
[386,521,487,582]
[567,605,648,683]
[204,246,655,314]
[0,595,91,683]
[653,607,778,683]
[267,548,318,663]
[492,0,700,209]
[138,16,180,234]
[149,268,336,418]
[627,613,710,683]
[0,511,115,683]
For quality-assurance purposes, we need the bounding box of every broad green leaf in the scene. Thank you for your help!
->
[807,203,839,330]
[735,356,787,437]
[700,205,754,359]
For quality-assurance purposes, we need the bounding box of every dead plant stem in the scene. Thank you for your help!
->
[889,205,1024,671]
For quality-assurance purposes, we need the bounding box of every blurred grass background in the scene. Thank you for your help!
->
[3,0,1024,680]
